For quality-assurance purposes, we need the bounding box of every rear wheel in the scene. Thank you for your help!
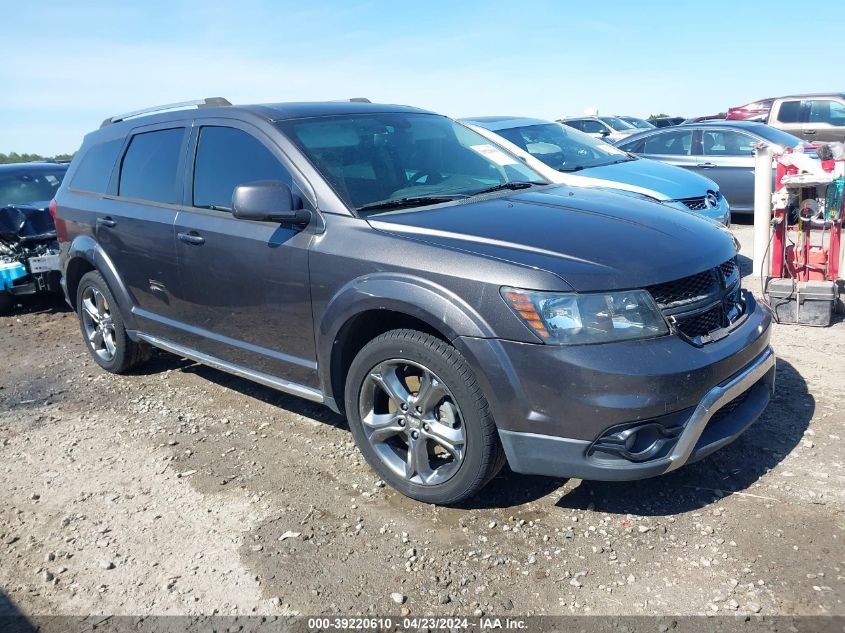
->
[345,329,505,505]
[76,271,149,373]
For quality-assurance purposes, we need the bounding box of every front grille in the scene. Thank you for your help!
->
[679,196,708,211]
[647,270,718,306]
[647,258,744,343]
[676,305,723,338]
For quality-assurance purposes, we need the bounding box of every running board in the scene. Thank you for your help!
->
[135,333,324,403]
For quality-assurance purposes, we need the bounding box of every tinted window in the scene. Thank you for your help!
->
[71,138,123,193]
[643,129,693,155]
[562,120,585,132]
[580,120,606,134]
[0,167,66,206]
[119,128,185,204]
[617,137,646,153]
[776,100,801,123]
[193,127,292,210]
[701,130,756,156]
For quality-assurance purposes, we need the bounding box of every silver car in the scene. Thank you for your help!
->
[614,121,806,215]
[559,116,637,142]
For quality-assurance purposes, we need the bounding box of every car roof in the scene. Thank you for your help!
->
[243,101,433,121]
[461,116,554,131]
[776,93,845,99]
[0,161,69,173]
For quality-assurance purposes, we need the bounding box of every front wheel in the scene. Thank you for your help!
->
[344,329,505,505]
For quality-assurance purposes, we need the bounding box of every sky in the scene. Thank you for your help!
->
[3,0,842,156]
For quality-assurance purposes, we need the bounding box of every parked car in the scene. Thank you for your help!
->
[766,93,845,143]
[462,116,730,224]
[648,117,685,128]
[54,98,774,504]
[726,98,774,121]
[558,116,637,142]
[619,116,655,130]
[0,161,68,314]
[614,121,807,214]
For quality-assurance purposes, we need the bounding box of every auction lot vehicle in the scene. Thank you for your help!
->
[615,121,807,215]
[558,116,637,142]
[0,162,68,314]
[54,98,775,504]
[464,116,731,225]
[766,93,845,142]
[727,98,774,121]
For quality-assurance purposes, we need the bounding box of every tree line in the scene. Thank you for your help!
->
[0,152,76,164]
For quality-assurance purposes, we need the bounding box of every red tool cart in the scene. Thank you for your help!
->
[764,146,844,326]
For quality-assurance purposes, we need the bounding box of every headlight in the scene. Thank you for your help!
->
[502,287,668,345]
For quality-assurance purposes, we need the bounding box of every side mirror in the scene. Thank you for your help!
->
[599,129,611,137]
[232,180,311,224]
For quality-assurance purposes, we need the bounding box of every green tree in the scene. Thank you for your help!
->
[0,152,76,164]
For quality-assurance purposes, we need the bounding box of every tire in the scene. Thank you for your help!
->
[344,329,505,505]
[76,271,149,373]
[0,291,12,316]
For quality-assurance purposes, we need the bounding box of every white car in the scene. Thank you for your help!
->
[461,117,731,225]
[558,115,638,142]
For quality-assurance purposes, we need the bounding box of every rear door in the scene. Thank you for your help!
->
[96,123,188,338]
[170,121,318,387]
[692,128,757,211]
[804,98,845,142]
[633,128,698,170]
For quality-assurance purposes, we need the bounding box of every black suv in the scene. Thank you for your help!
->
[54,98,775,504]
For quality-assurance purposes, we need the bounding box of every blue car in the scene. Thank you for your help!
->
[463,116,731,225]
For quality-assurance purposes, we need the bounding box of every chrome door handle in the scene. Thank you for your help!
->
[697,162,717,168]
[96,217,116,228]
[177,231,205,245]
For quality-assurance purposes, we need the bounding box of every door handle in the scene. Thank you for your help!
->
[804,129,816,135]
[177,231,205,245]
[96,217,116,228]
[696,162,717,168]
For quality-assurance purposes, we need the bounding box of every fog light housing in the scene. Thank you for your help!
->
[588,421,683,462]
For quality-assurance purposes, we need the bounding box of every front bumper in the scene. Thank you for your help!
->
[457,293,773,481]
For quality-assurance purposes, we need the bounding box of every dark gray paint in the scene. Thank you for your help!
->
[56,101,774,482]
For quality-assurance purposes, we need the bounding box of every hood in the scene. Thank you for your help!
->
[579,158,718,201]
[369,186,736,291]
[0,201,56,243]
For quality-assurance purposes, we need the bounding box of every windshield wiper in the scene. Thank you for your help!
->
[558,165,588,173]
[469,181,542,196]
[356,195,465,215]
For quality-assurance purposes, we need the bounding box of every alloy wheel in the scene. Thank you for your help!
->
[80,286,117,362]
[359,359,466,486]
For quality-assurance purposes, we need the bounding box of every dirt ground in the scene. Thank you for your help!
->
[0,223,842,619]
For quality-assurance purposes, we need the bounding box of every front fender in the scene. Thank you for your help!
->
[65,235,137,331]
[316,273,496,406]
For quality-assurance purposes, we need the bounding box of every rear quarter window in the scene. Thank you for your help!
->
[70,138,123,193]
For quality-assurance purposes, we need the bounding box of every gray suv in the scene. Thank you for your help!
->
[53,98,775,505]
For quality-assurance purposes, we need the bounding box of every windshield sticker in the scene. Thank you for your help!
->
[470,144,520,166]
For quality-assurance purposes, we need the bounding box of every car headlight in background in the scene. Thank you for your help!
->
[502,287,668,345]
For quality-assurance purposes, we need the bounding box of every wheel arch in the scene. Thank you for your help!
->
[64,235,137,330]
[318,273,496,413]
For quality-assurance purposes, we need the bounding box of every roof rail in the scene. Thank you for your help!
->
[100,97,232,128]
[348,97,371,103]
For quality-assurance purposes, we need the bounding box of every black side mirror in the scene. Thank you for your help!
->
[599,128,611,137]
[232,180,311,224]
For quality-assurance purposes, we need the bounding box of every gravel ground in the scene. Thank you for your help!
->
[0,224,842,619]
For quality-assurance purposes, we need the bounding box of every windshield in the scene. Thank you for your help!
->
[753,125,805,148]
[494,123,633,172]
[600,117,635,131]
[277,113,545,213]
[623,117,655,130]
[0,167,66,206]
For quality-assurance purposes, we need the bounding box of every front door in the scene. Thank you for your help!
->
[171,122,318,388]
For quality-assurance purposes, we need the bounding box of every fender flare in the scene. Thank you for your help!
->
[317,273,496,405]
[65,235,137,331]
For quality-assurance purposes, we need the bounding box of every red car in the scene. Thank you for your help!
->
[726,98,774,121]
